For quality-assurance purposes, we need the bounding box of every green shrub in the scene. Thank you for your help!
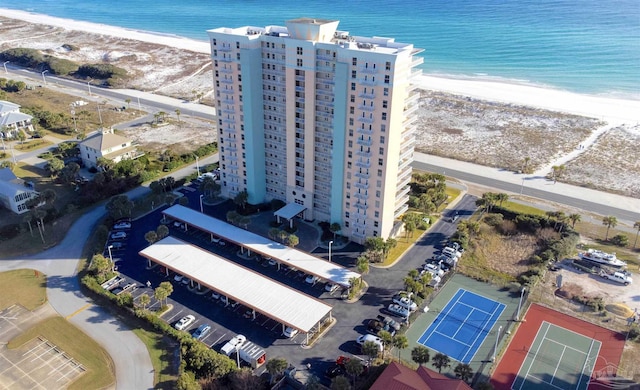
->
[484,213,503,227]
[610,234,629,247]
[0,48,44,67]
[43,56,79,75]
[62,43,79,51]
[76,63,127,79]
[628,323,640,341]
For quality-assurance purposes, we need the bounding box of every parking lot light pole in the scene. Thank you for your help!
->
[516,287,526,321]
[199,195,204,213]
[328,240,333,262]
[194,155,200,176]
[107,245,114,271]
[87,78,92,96]
[235,344,241,368]
[3,61,8,74]
[493,325,502,362]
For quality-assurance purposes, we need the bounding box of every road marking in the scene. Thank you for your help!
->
[65,303,92,320]
[212,333,226,346]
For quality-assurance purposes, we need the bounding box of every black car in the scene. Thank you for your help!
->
[367,319,396,336]
[324,364,345,378]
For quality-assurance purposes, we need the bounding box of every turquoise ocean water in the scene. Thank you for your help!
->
[2,0,639,98]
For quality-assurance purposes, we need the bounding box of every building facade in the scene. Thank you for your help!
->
[78,128,143,169]
[0,100,34,139]
[207,18,422,243]
[0,168,38,214]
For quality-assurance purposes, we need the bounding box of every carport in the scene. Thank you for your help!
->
[139,236,333,342]
[273,203,306,229]
[162,205,361,288]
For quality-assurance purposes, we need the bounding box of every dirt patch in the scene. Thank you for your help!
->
[118,118,216,154]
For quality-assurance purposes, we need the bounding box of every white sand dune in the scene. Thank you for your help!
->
[3,8,638,126]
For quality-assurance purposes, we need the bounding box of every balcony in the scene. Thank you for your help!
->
[355,182,369,190]
[358,104,375,112]
[222,98,235,105]
[394,203,409,220]
[355,171,369,179]
[395,185,410,201]
[357,116,374,124]
[219,56,233,62]
[219,46,232,52]
[359,78,376,86]
[221,108,235,115]
[316,54,334,61]
[411,57,424,68]
[356,138,372,147]
[405,92,420,105]
[357,127,373,136]
[355,159,370,168]
[354,192,368,200]
[359,91,375,99]
[356,150,371,158]
[403,104,419,118]
[359,66,378,74]
[219,67,233,74]
[354,201,368,211]
[398,157,412,172]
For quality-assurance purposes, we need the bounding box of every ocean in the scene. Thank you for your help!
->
[2,0,639,98]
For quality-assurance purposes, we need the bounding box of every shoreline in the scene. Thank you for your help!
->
[2,8,639,126]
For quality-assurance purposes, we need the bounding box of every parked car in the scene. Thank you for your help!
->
[192,324,211,340]
[174,315,196,331]
[210,291,220,300]
[305,275,320,284]
[267,258,277,266]
[324,364,345,378]
[113,221,131,230]
[109,241,124,250]
[174,274,184,283]
[386,303,411,318]
[181,277,191,286]
[377,315,402,331]
[423,263,445,277]
[367,319,396,336]
[392,296,417,311]
[442,247,462,259]
[601,270,633,285]
[283,326,299,338]
[110,231,127,240]
[173,221,185,229]
[220,334,246,356]
[356,334,384,352]
[325,283,339,293]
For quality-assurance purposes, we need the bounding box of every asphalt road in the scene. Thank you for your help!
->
[412,161,640,223]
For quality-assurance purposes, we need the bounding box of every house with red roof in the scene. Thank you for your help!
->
[370,361,472,390]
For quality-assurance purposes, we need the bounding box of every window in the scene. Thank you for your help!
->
[348,141,353,148]
[381,112,387,120]
[384,75,390,84]
[212,39,217,45]
[384,87,389,96]
[297,58,303,67]
[236,41,240,49]
[382,100,388,108]
[377,170,382,177]
[348,151,352,158]
[374,221,379,227]
[349,106,354,114]
[379,147,384,155]
[345,212,350,218]
[297,47,303,55]
[350,95,355,103]
[349,118,354,126]
[351,82,356,91]
[375,211,379,218]
[381,124,386,132]
[380,136,385,144]
[378,158,383,166]
[385,61,391,71]
[352,57,357,66]
[351,70,356,79]
[237,53,241,60]
[376,190,381,198]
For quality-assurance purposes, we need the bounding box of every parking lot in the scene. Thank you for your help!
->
[104,185,479,382]
[0,305,83,389]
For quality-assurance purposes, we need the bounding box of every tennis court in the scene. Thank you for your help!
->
[512,321,600,390]
[418,288,505,363]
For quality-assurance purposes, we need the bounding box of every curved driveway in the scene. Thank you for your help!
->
[0,202,154,389]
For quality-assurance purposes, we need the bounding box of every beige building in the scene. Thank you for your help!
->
[0,100,34,139]
[207,18,422,243]
[78,129,143,169]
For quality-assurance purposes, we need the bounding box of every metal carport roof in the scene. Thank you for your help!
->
[139,236,332,333]
[163,205,361,287]
[273,203,306,220]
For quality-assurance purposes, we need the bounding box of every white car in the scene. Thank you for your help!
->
[174,315,196,331]
[325,283,339,293]
[305,275,320,284]
[221,334,246,356]
[283,326,299,338]
[110,231,127,240]
[356,334,384,352]
[423,263,445,277]
[442,247,462,259]
[174,274,184,283]
[113,221,131,230]
[601,271,633,285]
[387,303,411,318]
[392,296,417,311]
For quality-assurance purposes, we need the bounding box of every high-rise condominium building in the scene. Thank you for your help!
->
[207,18,422,244]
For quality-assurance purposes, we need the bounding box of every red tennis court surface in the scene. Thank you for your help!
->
[491,304,626,390]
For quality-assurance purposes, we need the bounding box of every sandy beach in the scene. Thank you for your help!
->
[2,8,639,198]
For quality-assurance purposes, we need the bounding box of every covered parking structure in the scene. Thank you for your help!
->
[163,205,361,288]
[273,203,306,229]
[139,236,333,341]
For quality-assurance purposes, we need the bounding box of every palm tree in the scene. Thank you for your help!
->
[138,293,150,309]
[602,216,618,241]
[522,157,531,173]
[392,335,408,359]
[362,341,380,362]
[356,256,370,275]
[411,345,430,366]
[378,330,393,359]
[454,363,474,383]
[496,193,509,207]
[344,358,364,388]
[633,221,640,249]
[174,108,181,122]
[568,213,582,228]
[432,353,451,373]
[265,358,288,384]
[287,234,299,248]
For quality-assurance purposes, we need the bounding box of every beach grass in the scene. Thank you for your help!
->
[7,316,115,390]
[0,269,47,310]
[500,200,547,216]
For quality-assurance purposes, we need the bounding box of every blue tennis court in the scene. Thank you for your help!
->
[418,288,505,363]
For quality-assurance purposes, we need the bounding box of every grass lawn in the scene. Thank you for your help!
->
[132,328,179,388]
[13,139,53,152]
[7,316,115,390]
[501,200,547,216]
[438,187,462,212]
[0,269,47,310]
